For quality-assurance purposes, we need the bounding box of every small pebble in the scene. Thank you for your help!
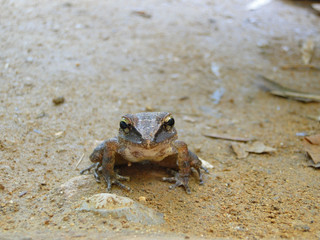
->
[138,196,146,202]
[52,96,65,105]
[19,191,28,197]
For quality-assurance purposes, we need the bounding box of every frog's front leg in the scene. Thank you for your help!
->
[81,139,130,191]
[162,140,194,194]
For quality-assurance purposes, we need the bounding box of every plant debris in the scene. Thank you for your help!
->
[281,64,320,71]
[231,143,249,158]
[258,75,320,103]
[231,141,276,159]
[204,133,253,142]
[19,191,28,197]
[303,134,320,168]
[75,153,85,169]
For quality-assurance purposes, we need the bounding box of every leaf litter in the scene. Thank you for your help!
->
[204,133,275,159]
[258,75,320,103]
[231,141,276,159]
[204,133,253,142]
[303,134,320,168]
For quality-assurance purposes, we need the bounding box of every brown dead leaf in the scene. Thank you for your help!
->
[231,143,249,159]
[305,134,320,145]
[303,134,320,166]
[231,141,276,159]
[247,141,276,153]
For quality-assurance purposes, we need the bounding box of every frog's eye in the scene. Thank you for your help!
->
[120,118,130,133]
[164,116,175,130]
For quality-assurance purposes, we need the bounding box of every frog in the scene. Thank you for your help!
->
[80,112,207,193]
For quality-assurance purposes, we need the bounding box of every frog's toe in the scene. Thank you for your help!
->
[169,181,191,194]
[162,176,176,183]
[163,174,191,194]
[113,180,131,191]
[93,170,101,183]
[115,173,130,181]
[192,167,205,185]
[102,173,131,192]
[201,165,209,174]
[80,162,99,175]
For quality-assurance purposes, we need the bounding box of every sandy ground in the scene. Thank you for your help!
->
[1,0,320,239]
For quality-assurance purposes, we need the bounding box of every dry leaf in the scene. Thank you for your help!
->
[246,141,276,153]
[231,143,249,159]
[304,134,320,166]
[231,141,276,159]
[305,134,320,145]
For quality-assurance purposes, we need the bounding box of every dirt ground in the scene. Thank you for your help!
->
[1,0,320,239]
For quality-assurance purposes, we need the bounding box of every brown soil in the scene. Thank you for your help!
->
[1,0,320,239]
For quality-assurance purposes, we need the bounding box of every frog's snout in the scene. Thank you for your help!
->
[145,139,151,149]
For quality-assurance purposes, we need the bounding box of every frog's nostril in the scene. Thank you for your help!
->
[146,140,151,148]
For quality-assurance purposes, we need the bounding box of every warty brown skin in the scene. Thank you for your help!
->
[80,112,206,193]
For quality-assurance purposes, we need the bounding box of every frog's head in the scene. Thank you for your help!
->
[118,112,177,148]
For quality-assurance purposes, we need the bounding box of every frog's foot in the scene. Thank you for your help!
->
[80,162,101,183]
[102,171,131,192]
[201,165,209,174]
[192,166,208,185]
[162,170,191,194]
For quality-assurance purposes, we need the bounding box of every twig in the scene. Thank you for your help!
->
[281,64,320,71]
[75,153,85,169]
[258,75,320,103]
[204,133,253,142]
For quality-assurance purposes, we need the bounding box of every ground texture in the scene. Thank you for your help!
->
[1,0,320,239]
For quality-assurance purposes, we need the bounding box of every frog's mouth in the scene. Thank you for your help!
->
[123,140,174,162]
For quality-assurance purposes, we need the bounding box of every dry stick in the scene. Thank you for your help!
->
[204,133,253,142]
[281,64,320,71]
[75,153,85,169]
[258,75,320,102]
